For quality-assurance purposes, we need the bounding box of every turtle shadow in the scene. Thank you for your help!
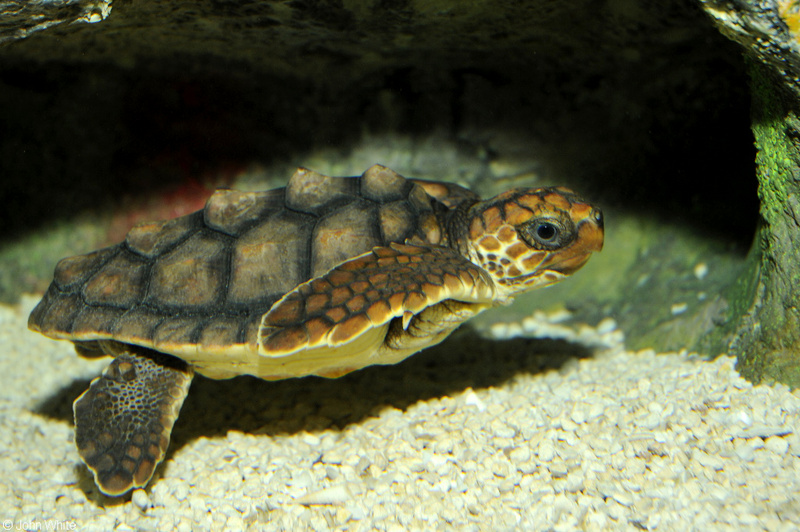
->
[36,378,90,421]
[35,327,593,437]
[169,327,592,446]
[34,327,592,501]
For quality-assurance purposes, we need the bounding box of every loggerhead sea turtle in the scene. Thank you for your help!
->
[28,164,604,496]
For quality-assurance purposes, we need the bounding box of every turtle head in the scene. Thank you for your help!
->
[464,186,604,298]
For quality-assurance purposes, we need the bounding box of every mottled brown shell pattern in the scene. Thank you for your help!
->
[28,165,456,356]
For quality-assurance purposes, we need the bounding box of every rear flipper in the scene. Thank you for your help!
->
[73,349,194,496]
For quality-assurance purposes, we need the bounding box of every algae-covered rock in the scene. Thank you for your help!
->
[696,1,800,386]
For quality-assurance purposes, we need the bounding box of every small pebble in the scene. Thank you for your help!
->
[570,408,587,425]
[508,446,531,464]
[694,263,709,280]
[671,303,688,316]
[596,318,617,335]
[131,489,151,511]
[173,482,189,501]
[295,484,353,506]
[765,436,790,455]
[537,440,556,462]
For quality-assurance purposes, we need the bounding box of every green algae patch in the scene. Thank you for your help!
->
[730,61,800,388]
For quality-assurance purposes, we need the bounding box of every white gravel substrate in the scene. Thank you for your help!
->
[3,296,800,531]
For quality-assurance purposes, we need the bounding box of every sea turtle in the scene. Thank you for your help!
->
[28,164,604,496]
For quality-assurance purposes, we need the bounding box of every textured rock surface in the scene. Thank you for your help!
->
[697,0,800,386]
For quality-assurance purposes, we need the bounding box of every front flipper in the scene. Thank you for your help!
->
[259,243,497,359]
[73,349,194,496]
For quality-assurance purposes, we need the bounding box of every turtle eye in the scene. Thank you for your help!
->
[520,217,574,250]
[535,222,558,242]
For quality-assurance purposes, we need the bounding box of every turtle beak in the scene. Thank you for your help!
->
[547,252,593,276]
[578,208,604,253]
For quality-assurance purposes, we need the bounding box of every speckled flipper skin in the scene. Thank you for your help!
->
[73,348,193,496]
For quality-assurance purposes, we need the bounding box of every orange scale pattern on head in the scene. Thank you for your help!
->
[521,252,546,270]
[496,226,516,243]
[507,265,522,277]
[481,207,503,232]
[517,194,547,212]
[503,202,534,226]
[477,235,501,252]
[570,202,594,219]
[505,242,529,260]
[469,217,485,240]
[542,192,572,210]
